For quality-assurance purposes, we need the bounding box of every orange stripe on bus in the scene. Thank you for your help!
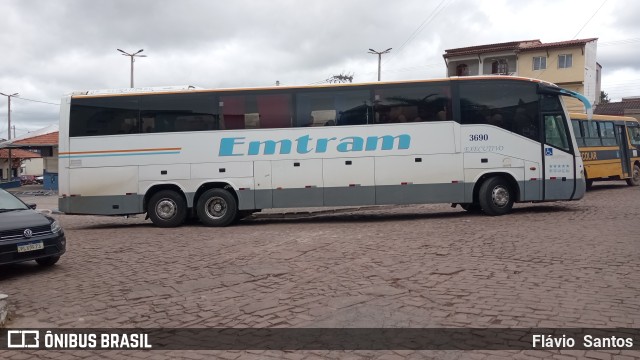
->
[59,147,182,155]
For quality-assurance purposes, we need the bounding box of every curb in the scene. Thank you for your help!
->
[0,293,8,328]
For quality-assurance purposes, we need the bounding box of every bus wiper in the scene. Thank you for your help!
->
[0,208,25,213]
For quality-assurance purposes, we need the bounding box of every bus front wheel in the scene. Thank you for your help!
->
[147,190,188,228]
[478,177,514,216]
[626,164,640,186]
[197,188,238,227]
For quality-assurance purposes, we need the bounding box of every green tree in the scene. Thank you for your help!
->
[600,90,611,104]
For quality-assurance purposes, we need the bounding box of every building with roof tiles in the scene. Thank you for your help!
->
[594,97,640,121]
[443,38,600,112]
[0,124,58,190]
[0,148,42,185]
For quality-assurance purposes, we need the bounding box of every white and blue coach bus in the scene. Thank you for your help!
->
[58,76,592,227]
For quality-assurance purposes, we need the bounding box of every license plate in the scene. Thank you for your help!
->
[17,241,44,253]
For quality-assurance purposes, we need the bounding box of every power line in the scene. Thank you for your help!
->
[383,0,451,66]
[13,97,60,106]
[573,0,608,39]
[537,0,609,80]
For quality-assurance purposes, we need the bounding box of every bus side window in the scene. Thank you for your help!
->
[139,93,218,133]
[583,121,601,146]
[571,120,585,147]
[544,114,570,152]
[70,97,139,137]
[460,81,540,141]
[374,83,451,124]
[220,95,249,130]
[600,122,617,146]
[630,127,640,146]
[296,90,371,127]
[256,94,292,128]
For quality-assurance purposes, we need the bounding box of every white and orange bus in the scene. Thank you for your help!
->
[58,76,591,227]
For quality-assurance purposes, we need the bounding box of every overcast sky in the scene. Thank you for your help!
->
[1,0,639,138]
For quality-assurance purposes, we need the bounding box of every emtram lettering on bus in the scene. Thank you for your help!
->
[218,134,411,156]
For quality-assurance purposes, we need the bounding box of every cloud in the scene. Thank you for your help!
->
[0,0,638,137]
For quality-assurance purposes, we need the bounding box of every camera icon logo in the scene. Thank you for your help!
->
[7,330,40,348]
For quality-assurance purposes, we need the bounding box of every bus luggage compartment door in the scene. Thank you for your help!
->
[254,161,272,209]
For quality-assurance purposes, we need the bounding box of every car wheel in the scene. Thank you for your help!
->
[478,177,514,216]
[36,256,60,267]
[197,188,238,227]
[147,190,187,228]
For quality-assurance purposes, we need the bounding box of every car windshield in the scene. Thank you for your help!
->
[0,189,29,212]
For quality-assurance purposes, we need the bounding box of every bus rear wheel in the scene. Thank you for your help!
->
[478,177,514,216]
[197,188,238,227]
[626,164,640,186]
[148,190,188,228]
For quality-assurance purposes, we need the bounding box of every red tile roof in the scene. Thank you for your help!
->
[444,40,541,58]
[12,131,58,146]
[444,38,598,58]
[518,38,598,52]
[0,148,41,159]
[594,100,640,116]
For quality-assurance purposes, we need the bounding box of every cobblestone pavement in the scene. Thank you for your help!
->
[1,182,639,359]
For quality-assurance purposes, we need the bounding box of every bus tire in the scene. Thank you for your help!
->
[626,164,640,186]
[478,177,514,216]
[585,179,594,190]
[197,188,238,227]
[147,190,187,228]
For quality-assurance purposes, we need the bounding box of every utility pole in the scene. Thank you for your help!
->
[117,49,147,88]
[368,48,392,81]
[0,92,18,181]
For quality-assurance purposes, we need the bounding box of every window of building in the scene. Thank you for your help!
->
[456,64,469,76]
[491,60,509,75]
[533,56,546,70]
[558,54,573,69]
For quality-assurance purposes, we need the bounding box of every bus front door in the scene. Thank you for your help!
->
[615,124,631,177]
[542,113,576,200]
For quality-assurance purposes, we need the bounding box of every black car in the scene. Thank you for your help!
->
[0,188,66,266]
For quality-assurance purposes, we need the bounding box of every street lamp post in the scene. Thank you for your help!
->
[368,48,392,81]
[117,49,147,88]
[0,92,18,181]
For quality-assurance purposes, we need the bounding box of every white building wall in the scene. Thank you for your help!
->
[584,40,598,105]
[22,158,44,176]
